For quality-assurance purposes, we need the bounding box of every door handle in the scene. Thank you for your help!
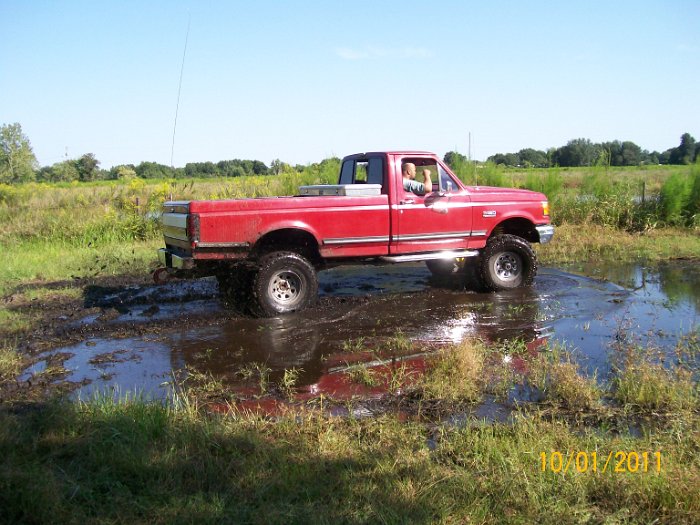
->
[400,199,415,205]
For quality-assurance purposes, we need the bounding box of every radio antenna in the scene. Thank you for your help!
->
[171,13,191,168]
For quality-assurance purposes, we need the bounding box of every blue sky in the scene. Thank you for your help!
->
[1,0,699,168]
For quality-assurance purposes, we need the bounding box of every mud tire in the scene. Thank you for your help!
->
[250,251,318,317]
[479,234,537,291]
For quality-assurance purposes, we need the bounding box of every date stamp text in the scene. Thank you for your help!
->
[540,451,662,474]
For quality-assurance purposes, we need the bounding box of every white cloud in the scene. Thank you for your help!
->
[335,46,432,60]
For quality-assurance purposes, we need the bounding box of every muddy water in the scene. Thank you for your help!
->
[22,261,700,400]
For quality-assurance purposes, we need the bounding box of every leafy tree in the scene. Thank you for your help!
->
[76,153,100,181]
[659,149,673,165]
[504,153,520,167]
[251,160,268,175]
[0,122,38,183]
[41,160,80,182]
[137,161,176,179]
[600,140,643,166]
[443,151,468,168]
[270,159,284,175]
[518,148,548,168]
[600,141,623,166]
[109,165,138,180]
[487,153,508,165]
[217,160,248,177]
[620,141,642,166]
[552,138,601,167]
[182,159,268,178]
[36,166,55,182]
[669,133,696,165]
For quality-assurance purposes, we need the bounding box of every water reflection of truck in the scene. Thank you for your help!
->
[157,151,554,316]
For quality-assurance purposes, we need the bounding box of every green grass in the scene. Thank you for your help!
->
[0,309,34,336]
[610,334,700,414]
[0,385,698,524]
[536,224,700,265]
[0,345,22,381]
[0,238,160,289]
[0,239,160,342]
[613,363,698,413]
[418,340,485,403]
[347,363,380,387]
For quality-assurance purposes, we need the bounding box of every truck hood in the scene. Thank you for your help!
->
[466,186,547,201]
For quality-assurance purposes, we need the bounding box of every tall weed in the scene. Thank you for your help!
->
[476,162,508,187]
[523,168,564,200]
[659,171,692,226]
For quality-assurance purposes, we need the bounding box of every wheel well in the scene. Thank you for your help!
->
[253,228,321,263]
[490,218,538,243]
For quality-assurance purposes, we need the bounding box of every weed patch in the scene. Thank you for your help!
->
[418,340,485,403]
[0,345,22,381]
[613,363,698,413]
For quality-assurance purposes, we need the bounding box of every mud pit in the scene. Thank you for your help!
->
[19,261,700,404]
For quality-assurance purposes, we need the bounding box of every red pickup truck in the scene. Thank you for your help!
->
[158,151,554,316]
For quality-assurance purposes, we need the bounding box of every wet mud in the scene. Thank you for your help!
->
[13,260,699,412]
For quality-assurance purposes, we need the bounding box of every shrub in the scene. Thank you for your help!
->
[477,162,508,187]
[523,168,564,200]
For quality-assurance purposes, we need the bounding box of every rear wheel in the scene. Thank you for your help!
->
[479,234,537,291]
[251,251,318,317]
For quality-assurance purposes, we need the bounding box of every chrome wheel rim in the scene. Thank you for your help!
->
[493,251,522,282]
[268,270,303,306]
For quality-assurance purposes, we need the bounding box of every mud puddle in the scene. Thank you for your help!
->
[20,261,700,407]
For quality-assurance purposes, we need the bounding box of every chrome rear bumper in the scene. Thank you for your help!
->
[158,248,195,270]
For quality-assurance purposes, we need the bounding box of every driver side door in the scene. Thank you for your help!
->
[390,155,473,255]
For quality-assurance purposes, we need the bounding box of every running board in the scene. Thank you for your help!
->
[379,250,480,263]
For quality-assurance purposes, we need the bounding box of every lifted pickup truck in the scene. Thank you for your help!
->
[158,151,554,316]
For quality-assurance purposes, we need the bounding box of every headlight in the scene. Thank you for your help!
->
[542,201,550,216]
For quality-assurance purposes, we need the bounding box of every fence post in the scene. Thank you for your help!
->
[641,181,645,204]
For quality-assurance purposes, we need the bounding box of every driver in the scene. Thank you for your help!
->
[402,162,432,195]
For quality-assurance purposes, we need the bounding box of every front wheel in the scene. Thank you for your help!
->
[479,234,537,291]
[251,251,318,317]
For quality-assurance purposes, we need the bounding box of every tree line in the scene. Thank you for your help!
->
[1,122,698,184]
[0,122,278,184]
[479,134,697,168]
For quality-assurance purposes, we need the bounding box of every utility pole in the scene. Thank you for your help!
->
[468,132,471,162]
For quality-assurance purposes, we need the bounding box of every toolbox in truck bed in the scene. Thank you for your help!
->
[298,184,382,196]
